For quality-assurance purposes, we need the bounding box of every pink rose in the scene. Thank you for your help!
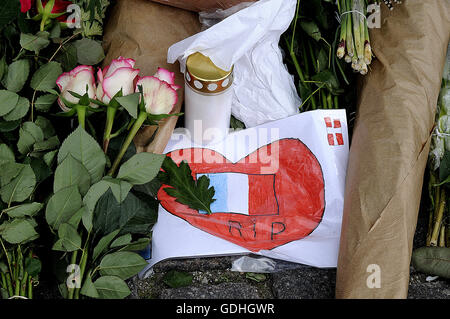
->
[97,57,140,104]
[136,68,179,115]
[56,65,96,112]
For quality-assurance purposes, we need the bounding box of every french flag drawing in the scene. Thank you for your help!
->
[197,172,278,216]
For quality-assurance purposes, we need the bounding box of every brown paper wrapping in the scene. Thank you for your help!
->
[336,0,450,299]
[102,0,201,154]
[149,0,256,12]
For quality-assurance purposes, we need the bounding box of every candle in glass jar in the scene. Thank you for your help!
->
[184,52,234,145]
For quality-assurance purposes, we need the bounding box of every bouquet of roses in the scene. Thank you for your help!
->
[0,0,107,299]
[45,57,180,299]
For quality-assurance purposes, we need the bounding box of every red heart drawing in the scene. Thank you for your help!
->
[158,138,325,252]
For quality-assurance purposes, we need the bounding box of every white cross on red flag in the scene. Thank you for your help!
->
[324,117,344,146]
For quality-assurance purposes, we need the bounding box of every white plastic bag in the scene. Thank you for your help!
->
[167,0,301,128]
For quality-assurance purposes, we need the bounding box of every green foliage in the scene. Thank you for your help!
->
[282,0,356,112]
[163,270,193,288]
[74,38,105,65]
[158,156,216,215]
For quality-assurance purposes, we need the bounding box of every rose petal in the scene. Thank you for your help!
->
[152,81,177,114]
[71,65,95,79]
[103,68,140,101]
[56,72,71,91]
[154,67,176,85]
[20,0,34,13]
[58,97,71,112]
[105,57,137,78]
[137,76,177,115]
[62,69,96,104]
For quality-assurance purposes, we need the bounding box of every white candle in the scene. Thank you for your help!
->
[184,52,234,145]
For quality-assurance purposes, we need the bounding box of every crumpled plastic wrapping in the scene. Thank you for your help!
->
[167,0,301,128]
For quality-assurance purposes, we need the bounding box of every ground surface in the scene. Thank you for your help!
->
[33,209,450,299]
[126,212,450,299]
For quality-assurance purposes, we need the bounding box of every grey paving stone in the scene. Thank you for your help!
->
[407,268,450,299]
[271,267,336,299]
[153,256,235,273]
[160,282,262,299]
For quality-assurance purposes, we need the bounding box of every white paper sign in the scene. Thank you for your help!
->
[140,110,349,278]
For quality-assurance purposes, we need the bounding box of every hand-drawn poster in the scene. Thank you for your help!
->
[141,110,349,277]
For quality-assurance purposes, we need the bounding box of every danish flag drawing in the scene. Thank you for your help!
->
[324,117,344,146]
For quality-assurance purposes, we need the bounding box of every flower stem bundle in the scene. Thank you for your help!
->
[337,0,372,75]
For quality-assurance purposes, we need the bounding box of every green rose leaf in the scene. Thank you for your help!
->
[28,157,52,183]
[17,121,45,154]
[80,274,99,298]
[0,90,19,116]
[0,163,36,204]
[58,126,106,184]
[117,152,165,185]
[24,257,41,277]
[82,178,132,232]
[74,38,105,66]
[3,97,30,121]
[93,189,158,236]
[4,202,43,218]
[115,93,140,119]
[43,149,58,167]
[92,229,120,261]
[55,43,78,72]
[0,56,7,83]
[20,32,50,54]
[45,185,82,231]
[35,115,56,139]
[0,119,20,132]
[0,144,14,165]
[30,61,63,93]
[93,276,131,299]
[118,237,150,252]
[0,218,38,245]
[110,234,132,248]
[33,136,60,152]
[0,1,20,30]
[52,223,82,252]
[54,154,91,196]
[99,251,147,280]
[35,94,58,112]
[5,59,30,93]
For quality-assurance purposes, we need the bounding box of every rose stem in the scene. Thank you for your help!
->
[67,250,79,299]
[108,111,147,176]
[103,106,117,153]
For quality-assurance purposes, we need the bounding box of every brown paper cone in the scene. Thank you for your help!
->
[102,0,201,154]
[149,0,256,12]
[336,0,450,299]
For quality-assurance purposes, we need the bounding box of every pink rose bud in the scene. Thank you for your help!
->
[97,57,140,104]
[56,65,97,112]
[136,68,179,115]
